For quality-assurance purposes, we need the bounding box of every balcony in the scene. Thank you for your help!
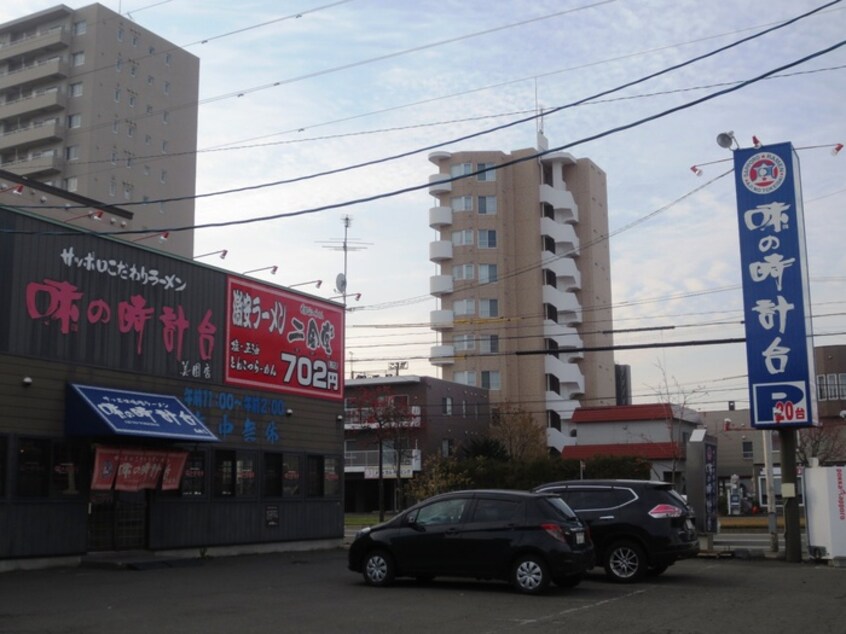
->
[429,344,455,366]
[1,153,63,177]
[430,309,454,330]
[428,205,452,229]
[343,449,422,477]
[0,89,66,122]
[0,28,70,63]
[545,356,585,396]
[539,184,578,224]
[430,274,453,296]
[542,252,581,291]
[428,174,452,195]
[0,57,69,92]
[540,217,579,256]
[343,406,422,431]
[427,150,452,165]
[429,239,453,262]
[0,119,62,152]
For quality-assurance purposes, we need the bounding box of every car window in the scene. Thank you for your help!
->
[470,498,521,523]
[542,496,579,520]
[563,488,628,511]
[414,498,468,526]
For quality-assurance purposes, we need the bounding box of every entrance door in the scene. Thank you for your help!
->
[88,490,148,551]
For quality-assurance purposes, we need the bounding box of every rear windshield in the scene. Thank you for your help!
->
[541,495,579,520]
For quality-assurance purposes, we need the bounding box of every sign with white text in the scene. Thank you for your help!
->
[732,141,817,428]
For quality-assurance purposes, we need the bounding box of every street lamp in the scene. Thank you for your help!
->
[195,249,228,260]
[132,231,169,243]
[288,279,322,289]
[242,265,278,276]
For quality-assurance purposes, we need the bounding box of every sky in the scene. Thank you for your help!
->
[4,0,845,413]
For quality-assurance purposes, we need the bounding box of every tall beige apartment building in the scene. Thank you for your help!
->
[427,133,616,452]
[0,3,198,257]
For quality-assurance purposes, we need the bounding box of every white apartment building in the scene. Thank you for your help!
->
[427,133,616,452]
[0,3,199,257]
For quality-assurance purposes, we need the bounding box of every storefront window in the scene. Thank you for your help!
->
[51,441,84,496]
[16,438,51,497]
[283,453,301,497]
[264,453,283,498]
[181,451,206,496]
[214,450,256,497]
[324,456,340,497]
[306,455,324,497]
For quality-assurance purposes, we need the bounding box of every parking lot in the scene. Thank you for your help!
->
[0,548,843,634]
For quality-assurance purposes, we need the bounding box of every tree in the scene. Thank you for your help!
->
[489,403,547,461]
[351,386,417,521]
[796,421,846,465]
[652,361,704,487]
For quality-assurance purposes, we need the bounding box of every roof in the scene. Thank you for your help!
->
[572,403,700,424]
[562,442,682,461]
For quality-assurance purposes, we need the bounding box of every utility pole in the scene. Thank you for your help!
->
[780,429,802,562]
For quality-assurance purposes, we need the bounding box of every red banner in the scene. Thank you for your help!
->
[114,449,166,492]
[224,276,344,401]
[91,447,121,490]
[162,452,188,490]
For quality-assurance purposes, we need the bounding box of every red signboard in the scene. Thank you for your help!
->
[162,451,188,490]
[91,447,121,490]
[224,277,344,401]
[114,449,166,491]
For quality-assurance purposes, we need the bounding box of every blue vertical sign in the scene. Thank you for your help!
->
[733,141,817,429]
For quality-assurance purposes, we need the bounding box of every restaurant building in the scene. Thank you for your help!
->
[0,200,346,569]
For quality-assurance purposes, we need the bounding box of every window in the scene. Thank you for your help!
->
[452,229,473,246]
[450,162,472,178]
[63,176,78,192]
[453,298,475,316]
[131,32,139,47]
[124,151,133,167]
[452,263,474,280]
[479,334,499,354]
[480,298,498,318]
[213,450,256,497]
[16,438,51,497]
[147,75,154,86]
[161,140,168,153]
[115,57,122,72]
[164,81,170,95]
[451,195,472,211]
[114,86,121,102]
[180,452,206,496]
[542,235,556,253]
[471,498,521,523]
[73,20,87,35]
[442,396,453,415]
[0,436,5,496]
[283,453,301,496]
[128,91,136,107]
[160,170,167,184]
[51,441,84,496]
[742,440,754,460]
[145,134,151,145]
[264,453,284,497]
[109,178,117,197]
[162,110,169,124]
[479,229,497,248]
[165,53,172,65]
[478,196,497,214]
[454,334,475,351]
[479,264,497,283]
[454,371,477,386]
[129,63,137,77]
[69,82,83,97]
[481,370,501,390]
[440,438,455,458]
[324,457,341,497]
[67,113,81,128]
[477,162,496,181]
[72,51,85,66]
[65,145,79,160]
[127,123,135,137]
[841,373,846,399]
[411,497,468,526]
[306,455,325,497]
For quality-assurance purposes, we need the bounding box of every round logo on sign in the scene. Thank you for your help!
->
[741,151,787,195]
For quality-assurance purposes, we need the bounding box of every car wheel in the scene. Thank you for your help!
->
[511,554,550,594]
[363,549,395,587]
[604,541,647,583]
[555,574,582,588]
[649,564,669,576]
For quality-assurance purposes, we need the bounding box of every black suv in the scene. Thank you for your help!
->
[348,489,594,594]
[533,480,698,583]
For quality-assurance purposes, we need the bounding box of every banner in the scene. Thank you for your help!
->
[162,451,189,490]
[91,447,121,490]
[114,449,166,491]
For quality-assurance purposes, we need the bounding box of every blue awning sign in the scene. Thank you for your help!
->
[67,384,219,442]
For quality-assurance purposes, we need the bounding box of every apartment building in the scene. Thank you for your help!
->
[427,133,616,452]
[0,3,199,257]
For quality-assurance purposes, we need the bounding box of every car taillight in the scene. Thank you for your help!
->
[648,504,683,519]
[541,523,568,543]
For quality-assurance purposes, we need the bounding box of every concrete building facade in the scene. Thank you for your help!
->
[0,3,198,257]
[426,133,615,453]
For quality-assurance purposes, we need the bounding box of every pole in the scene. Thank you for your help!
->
[762,429,778,553]
[779,429,802,563]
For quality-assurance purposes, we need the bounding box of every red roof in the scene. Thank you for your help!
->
[571,403,676,424]
[562,442,682,460]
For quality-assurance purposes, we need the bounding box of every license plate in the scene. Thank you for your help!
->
[576,532,585,545]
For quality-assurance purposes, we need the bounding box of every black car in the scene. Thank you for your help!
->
[348,489,594,594]
[533,480,699,583]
